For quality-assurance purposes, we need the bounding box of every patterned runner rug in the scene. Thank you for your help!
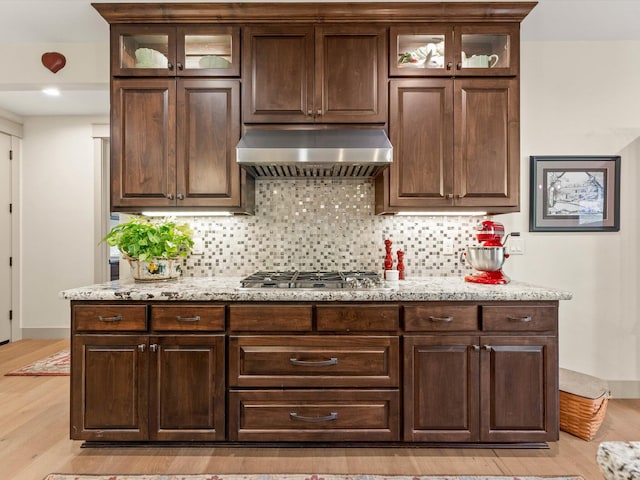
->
[5,349,70,376]
[42,474,585,480]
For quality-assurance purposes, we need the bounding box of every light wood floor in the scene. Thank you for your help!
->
[1,339,638,480]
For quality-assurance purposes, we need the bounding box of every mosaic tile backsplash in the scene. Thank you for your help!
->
[181,179,482,278]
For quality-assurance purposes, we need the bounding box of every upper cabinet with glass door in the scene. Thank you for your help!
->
[112,25,240,77]
[390,24,519,77]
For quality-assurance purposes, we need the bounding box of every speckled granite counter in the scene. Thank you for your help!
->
[60,276,572,302]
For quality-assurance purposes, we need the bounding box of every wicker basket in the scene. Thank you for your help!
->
[559,368,611,441]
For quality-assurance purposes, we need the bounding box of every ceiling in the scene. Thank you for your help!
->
[1,0,639,117]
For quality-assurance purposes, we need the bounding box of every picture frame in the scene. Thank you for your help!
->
[529,155,620,232]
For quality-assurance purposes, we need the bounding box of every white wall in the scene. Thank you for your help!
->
[20,116,107,337]
[502,40,640,396]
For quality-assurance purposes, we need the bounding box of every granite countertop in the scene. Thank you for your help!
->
[60,276,572,302]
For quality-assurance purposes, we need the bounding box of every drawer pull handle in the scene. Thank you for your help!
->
[289,357,338,367]
[508,315,532,322]
[429,316,453,323]
[176,315,201,322]
[290,412,338,423]
[98,315,122,322]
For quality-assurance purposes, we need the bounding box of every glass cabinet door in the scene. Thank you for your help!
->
[112,26,175,76]
[390,26,454,76]
[455,25,519,76]
[178,26,240,77]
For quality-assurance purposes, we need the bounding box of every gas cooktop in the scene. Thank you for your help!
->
[240,271,384,289]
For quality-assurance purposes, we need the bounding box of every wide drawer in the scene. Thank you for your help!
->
[150,305,225,331]
[228,389,400,442]
[404,304,479,332]
[74,305,147,331]
[316,305,399,331]
[482,305,557,332]
[229,335,399,387]
[229,305,312,331]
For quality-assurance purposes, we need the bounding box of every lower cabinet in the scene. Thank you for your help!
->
[71,334,225,441]
[70,300,559,445]
[404,334,558,443]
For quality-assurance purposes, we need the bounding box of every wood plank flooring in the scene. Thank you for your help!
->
[1,339,638,480]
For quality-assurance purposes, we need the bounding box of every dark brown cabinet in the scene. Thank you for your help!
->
[70,299,558,446]
[111,78,253,212]
[403,304,558,443]
[390,24,519,77]
[111,24,240,77]
[71,305,226,442]
[376,77,519,214]
[243,25,387,123]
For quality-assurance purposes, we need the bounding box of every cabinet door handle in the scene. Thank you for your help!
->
[446,62,453,70]
[472,345,480,351]
[446,193,454,199]
[166,193,174,200]
[177,62,184,70]
[176,193,185,200]
[97,315,122,322]
[483,345,492,351]
[167,62,174,71]
[176,315,201,322]
[138,344,145,352]
[508,315,532,323]
[289,357,338,367]
[429,316,453,323]
[150,344,158,352]
[290,412,338,423]
[456,62,462,70]
[307,110,313,117]
[316,109,322,117]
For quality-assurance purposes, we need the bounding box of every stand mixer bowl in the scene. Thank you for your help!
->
[466,246,506,272]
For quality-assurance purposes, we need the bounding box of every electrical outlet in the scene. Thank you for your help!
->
[192,238,205,255]
[443,239,455,255]
[509,237,525,255]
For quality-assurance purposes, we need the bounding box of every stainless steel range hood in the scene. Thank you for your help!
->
[236,129,392,178]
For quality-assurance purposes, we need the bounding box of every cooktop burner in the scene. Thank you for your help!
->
[240,271,384,289]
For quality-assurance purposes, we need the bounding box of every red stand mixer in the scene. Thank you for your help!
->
[463,220,510,285]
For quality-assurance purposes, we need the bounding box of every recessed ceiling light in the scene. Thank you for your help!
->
[42,87,60,96]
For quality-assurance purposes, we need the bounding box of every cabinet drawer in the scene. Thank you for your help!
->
[229,335,399,387]
[151,305,225,331]
[229,305,312,331]
[317,305,399,331]
[228,389,400,442]
[404,304,479,332]
[482,305,557,332]
[74,305,147,331]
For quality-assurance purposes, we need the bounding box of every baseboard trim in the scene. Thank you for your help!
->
[608,380,640,399]
[21,327,69,339]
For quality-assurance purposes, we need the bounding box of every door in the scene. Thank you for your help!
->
[387,79,454,209]
[176,79,241,208]
[0,133,11,344]
[480,335,559,442]
[242,26,315,123]
[453,77,519,208]
[111,78,176,210]
[316,25,387,123]
[71,335,149,441]
[404,335,479,442]
[149,335,226,441]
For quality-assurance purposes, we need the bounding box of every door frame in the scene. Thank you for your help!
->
[92,125,111,283]
[0,116,23,342]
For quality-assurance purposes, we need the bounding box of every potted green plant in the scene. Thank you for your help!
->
[102,216,194,281]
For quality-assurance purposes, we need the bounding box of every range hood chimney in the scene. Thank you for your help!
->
[236,129,393,178]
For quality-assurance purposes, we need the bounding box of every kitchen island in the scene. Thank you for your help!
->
[61,277,571,446]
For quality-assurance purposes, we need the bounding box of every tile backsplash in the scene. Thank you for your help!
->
[181,179,481,278]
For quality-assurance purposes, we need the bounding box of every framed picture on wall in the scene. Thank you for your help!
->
[529,155,620,232]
